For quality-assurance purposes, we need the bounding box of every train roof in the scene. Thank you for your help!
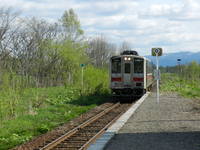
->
[111,50,152,62]
[120,50,138,56]
[110,55,152,62]
[111,55,144,59]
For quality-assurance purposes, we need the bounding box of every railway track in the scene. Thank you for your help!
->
[38,102,131,150]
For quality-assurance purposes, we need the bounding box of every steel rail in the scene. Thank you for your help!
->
[79,104,129,150]
[40,102,120,150]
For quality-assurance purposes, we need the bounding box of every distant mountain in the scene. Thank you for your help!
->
[145,51,200,66]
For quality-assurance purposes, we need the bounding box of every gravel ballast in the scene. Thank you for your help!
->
[104,92,200,150]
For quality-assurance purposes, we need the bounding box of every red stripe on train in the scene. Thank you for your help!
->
[111,77,122,82]
[133,77,144,82]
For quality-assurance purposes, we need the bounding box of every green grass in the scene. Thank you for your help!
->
[0,65,110,149]
[0,86,109,149]
[161,73,200,99]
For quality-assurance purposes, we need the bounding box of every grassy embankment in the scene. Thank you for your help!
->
[161,73,200,104]
[0,67,109,149]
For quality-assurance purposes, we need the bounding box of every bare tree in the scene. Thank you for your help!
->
[5,17,62,87]
[0,7,19,68]
[119,41,132,53]
[86,35,116,68]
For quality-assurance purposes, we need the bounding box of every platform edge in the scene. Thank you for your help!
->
[88,92,150,150]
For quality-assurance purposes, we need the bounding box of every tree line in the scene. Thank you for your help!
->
[0,8,131,89]
[160,61,200,83]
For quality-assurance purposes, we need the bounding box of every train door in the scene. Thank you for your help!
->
[123,62,131,86]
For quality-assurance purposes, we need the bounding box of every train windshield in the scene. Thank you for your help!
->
[111,57,121,73]
[134,58,144,73]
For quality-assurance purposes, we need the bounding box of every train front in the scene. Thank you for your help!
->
[110,51,145,98]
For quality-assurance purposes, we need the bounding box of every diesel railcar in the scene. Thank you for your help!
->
[110,50,154,97]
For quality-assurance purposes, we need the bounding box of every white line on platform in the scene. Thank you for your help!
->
[88,92,150,150]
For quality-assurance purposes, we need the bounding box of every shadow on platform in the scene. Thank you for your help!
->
[104,131,200,150]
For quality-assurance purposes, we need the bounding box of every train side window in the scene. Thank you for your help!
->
[125,63,131,73]
[111,58,121,73]
[134,58,144,73]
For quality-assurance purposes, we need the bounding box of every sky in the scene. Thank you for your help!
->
[1,0,200,55]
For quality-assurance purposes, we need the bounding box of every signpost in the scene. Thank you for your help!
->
[80,64,86,88]
[177,59,181,89]
[152,48,163,104]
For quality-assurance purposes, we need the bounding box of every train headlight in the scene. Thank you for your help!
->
[124,57,131,61]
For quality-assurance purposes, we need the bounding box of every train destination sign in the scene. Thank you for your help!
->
[152,48,163,56]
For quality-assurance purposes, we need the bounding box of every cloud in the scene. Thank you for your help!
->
[139,3,182,18]
[0,0,200,55]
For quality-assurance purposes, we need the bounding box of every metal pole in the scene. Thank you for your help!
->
[177,59,181,90]
[81,67,83,88]
[156,53,159,104]
[179,61,181,90]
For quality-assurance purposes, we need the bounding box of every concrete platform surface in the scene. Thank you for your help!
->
[104,92,200,150]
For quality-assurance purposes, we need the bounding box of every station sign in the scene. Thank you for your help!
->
[80,64,86,67]
[152,48,163,56]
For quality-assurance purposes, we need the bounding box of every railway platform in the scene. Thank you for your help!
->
[89,92,200,150]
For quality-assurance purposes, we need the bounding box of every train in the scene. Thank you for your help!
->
[110,50,154,97]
